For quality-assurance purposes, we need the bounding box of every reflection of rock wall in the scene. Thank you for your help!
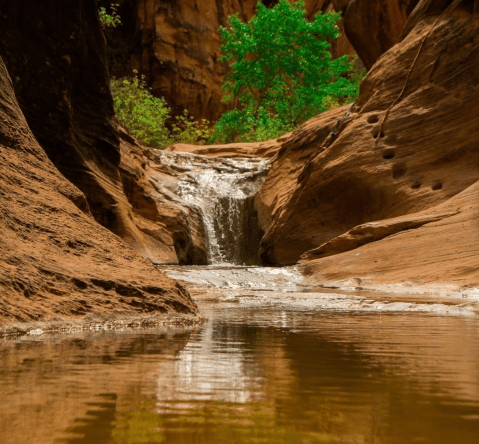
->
[0,329,193,444]
[104,0,354,121]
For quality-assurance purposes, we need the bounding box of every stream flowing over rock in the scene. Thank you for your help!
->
[151,151,269,265]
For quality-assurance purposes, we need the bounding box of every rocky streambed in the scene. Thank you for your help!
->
[161,265,479,317]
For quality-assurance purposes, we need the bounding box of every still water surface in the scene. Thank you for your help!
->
[1,306,478,444]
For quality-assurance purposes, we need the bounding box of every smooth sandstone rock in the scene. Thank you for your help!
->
[301,180,479,290]
[258,1,479,290]
[0,57,198,325]
[119,129,209,265]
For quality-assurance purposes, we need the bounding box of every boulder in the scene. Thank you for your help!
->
[258,0,479,290]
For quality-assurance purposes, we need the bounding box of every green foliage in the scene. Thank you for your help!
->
[211,0,360,143]
[171,110,212,145]
[99,3,121,28]
[111,74,170,148]
[209,107,295,144]
[111,72,211,149]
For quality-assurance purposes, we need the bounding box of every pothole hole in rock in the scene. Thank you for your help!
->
[392,165,408,179]
[367,114,379,124]
[382,150,395,160]
[432,182,443,191]
[411,181,422,189]
[162,152,269,266]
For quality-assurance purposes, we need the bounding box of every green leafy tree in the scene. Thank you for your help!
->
[111,72,211,149]
[211,0,358,143]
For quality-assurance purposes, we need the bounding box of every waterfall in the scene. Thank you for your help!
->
[159,152,269,265]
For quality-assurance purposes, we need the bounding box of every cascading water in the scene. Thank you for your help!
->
[159,152,270,265]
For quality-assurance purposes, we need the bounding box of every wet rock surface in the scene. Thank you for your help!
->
[120,134,271,265]
[118,129,209,265]
[158,151,270,265]
[161,266,479,316]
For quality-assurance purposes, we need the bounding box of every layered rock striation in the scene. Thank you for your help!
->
[0,57,198,327]
[256,0,479,291]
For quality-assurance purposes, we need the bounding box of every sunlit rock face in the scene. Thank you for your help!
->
[255,0,479,290]
[0,57,198,325]
[103,0,355,121]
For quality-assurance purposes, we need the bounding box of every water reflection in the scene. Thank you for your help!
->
[156,321,263,405]
[0,309,478,444]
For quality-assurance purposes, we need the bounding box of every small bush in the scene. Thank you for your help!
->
[111,73,211,149]
[170,110,212,145]
[99,3,121,28]
[209,107,295,143]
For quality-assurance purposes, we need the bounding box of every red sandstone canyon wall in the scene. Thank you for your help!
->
[104,0,355,121]
[0,0,202,327]
[0,56,198,327]
[255,0,479,289]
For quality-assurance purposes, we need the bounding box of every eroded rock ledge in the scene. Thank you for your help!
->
[254,0,479,291]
